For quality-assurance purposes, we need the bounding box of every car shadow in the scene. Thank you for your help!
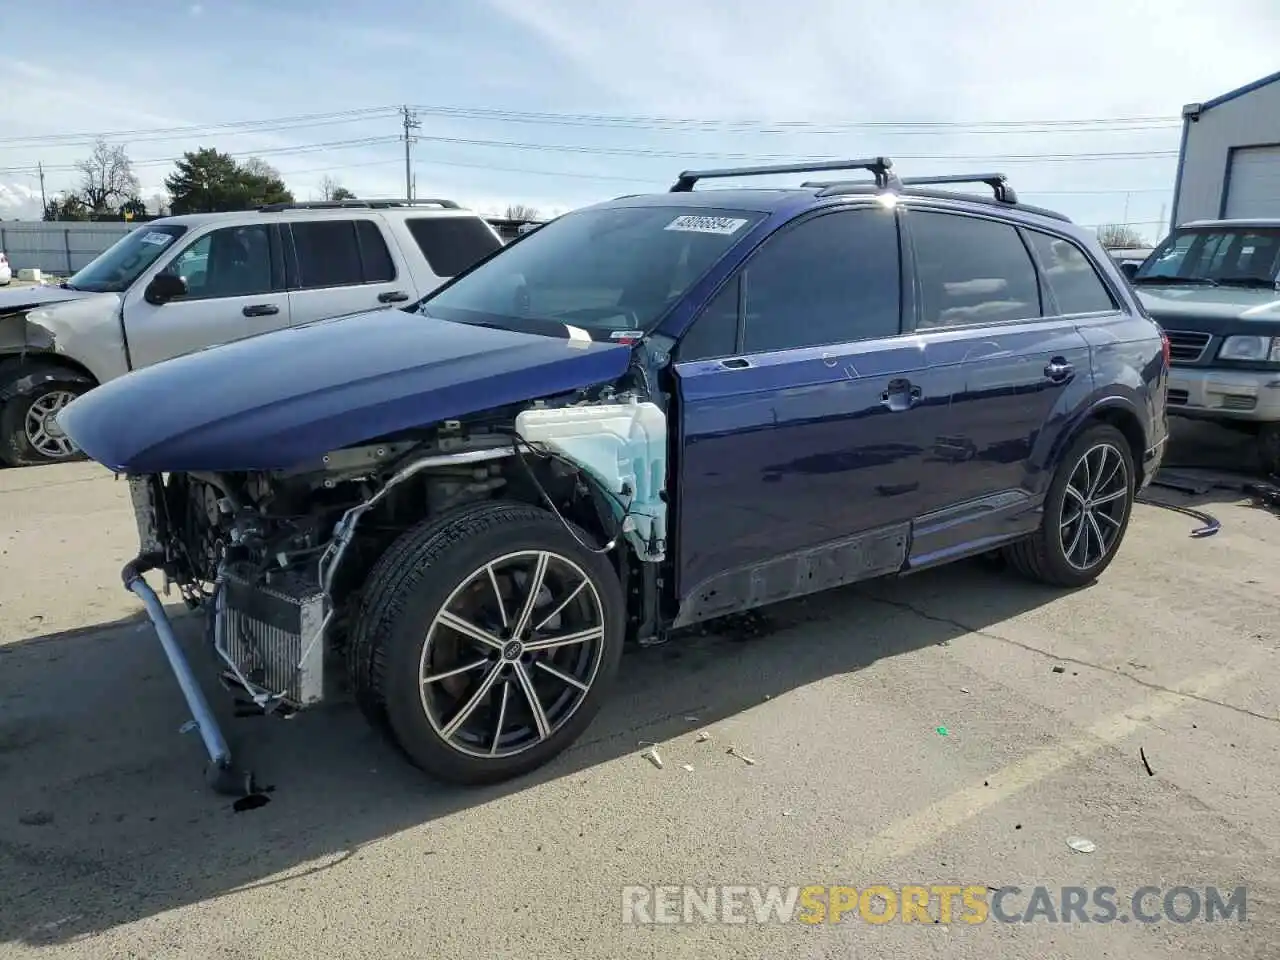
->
[0,557,1071,947]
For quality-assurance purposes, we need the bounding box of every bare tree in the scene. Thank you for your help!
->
[320,175,356,201]
[1095,223,1147,249]
[240,157,284,181]
[76,138,140,213]
[505,203,540,221]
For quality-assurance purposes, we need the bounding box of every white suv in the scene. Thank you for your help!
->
[0,199,504,465]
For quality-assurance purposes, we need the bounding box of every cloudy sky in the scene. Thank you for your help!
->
[1,0,1278,239]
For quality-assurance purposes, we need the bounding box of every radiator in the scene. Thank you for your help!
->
[215,563,328,707]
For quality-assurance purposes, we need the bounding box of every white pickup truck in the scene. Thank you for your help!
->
[0,199,505,465]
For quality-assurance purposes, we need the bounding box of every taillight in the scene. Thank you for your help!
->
[1160,331,1171,369]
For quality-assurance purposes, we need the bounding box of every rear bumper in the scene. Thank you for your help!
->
[1140,436,1167,489]
[1167,366,1280,422]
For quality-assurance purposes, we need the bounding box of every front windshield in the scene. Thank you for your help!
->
[1134,226,1280,287]
[66,224,189,293]
[420,205,764,336]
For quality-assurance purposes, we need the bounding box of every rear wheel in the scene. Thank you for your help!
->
[1004,423,1135,588]
[348,501,625,785]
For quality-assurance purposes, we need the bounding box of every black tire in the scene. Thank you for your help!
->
[1003,423,1136,588]
[1259,423,1280,479]
[0,368,92,466]
[348,500,625,786]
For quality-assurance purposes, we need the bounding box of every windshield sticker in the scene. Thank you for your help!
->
[664,215,749,236]
[140,232,173,246]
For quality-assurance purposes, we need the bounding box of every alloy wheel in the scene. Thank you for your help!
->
[24,390,79,459]
[418,549,606,759]
[1059,442,1130,572]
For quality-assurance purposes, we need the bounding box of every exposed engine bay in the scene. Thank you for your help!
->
[127,391,669,725]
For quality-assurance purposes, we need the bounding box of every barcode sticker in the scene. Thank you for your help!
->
[664,215,749,236]
[140,232,173,246]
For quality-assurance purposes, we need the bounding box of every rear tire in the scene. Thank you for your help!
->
[1003,423,1135,588]
[348,501,625,785]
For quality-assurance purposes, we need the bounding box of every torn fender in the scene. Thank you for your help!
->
[0,359,95,403]
[0,292,129,386]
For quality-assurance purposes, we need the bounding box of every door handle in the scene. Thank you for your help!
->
[242,303,280,317]
[880,378,922,412]
[719,357,751,370]
[1044,357,1074,382]
[378,290,410,304]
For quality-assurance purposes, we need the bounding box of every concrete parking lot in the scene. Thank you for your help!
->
[1,424,1278,959]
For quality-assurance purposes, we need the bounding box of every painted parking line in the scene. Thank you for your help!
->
[859,659,1256,869]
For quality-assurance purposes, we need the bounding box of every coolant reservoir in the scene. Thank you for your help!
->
[514,398,667,560]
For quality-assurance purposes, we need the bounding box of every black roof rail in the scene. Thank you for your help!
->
[257,198,461,212]
[670,157,899,192]
[898,174,1017,205]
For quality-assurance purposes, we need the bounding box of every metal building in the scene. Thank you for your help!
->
[1171,70,1280,225]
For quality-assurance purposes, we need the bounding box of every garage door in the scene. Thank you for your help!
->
[1224,145,1280,218]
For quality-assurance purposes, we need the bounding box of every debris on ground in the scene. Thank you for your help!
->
[960,687,970,694]
[695,731,711,743]
[726,745,756,765]
[641,747,664,770]
[1067,836,1097,853]
[782,810,794,817]
[1140,747,1155,777]
[683,716,700,722]
[1052,665,1066,674]
[1135,494,1221,537]
[681,763,694,772]
[936,726,950,736]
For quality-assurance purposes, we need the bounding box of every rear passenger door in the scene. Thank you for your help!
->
[284,218,408,325]
[900,207,1096,560]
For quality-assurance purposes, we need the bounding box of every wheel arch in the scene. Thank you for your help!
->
[1053,396,1149,488]
[0,354,99,404]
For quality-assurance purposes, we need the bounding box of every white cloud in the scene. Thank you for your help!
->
[0,182,44,221]
[189,3,204,15]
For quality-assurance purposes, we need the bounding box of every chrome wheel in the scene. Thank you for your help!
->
[1059,442,1129,572]
[24,390,79,459]
[418,549,606,759]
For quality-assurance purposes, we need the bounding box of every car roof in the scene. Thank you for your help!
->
[150,204,484,229]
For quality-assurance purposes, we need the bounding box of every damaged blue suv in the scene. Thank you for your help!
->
[59,158,1169,793]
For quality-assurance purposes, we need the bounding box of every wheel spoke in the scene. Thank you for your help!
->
[1064,484,1087,507]
[489,681,511,756]
[524,625,604,652]
[486,563,509,630]
[1092,487,1127,506]
[1086,512,1108,563]
[423,657,490,684]
[1059,505,1083,530]
[1094,509,1121,530]
[441,663,504,739]
[511,552,550,639]
[1065,516,1086,565]
[1090,452,1121,498]
[513,661,551,740]
[436,609,504,651]
[534,659,591,692]
[533,578,588,633]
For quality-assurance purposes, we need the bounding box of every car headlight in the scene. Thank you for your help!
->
[1218,335,1280,362]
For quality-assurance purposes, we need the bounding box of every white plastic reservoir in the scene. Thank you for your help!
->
[515,398,667,560]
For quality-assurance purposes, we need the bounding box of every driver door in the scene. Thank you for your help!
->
[122,223,291,371]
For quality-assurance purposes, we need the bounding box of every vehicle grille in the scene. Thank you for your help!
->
[215,563,328,707]
[1167,389,1189,406]
[1221,394,1257,412]
[1164,330,1212,364]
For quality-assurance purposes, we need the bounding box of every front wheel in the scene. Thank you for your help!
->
[348,501,625,785]
[1003,424,1136,588]
[0,371,91,466]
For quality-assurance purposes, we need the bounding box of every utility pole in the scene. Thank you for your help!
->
[37,162,47,215]
[401,106,421,200]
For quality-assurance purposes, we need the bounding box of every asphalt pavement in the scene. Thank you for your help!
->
[0,422,1277,959]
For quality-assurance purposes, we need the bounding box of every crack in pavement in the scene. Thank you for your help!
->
[868,595,1280,726]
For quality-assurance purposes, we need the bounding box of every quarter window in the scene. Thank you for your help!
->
[910,211,1040,329]
[739,208,901,353]
[1025,230,1117,315]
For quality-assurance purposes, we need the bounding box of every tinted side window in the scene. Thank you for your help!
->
[291,220,363,288]
[406,217,504,277]
[741,208,900,353]
[1025,230,1117,315]
[910,211,1040,329]
[356,220,396,283]
[162,224,272,300]
[679,276,739,361]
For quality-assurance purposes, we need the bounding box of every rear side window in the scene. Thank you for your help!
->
[291,220,364,288]
[910,211,1041,329]
[1025,230,1117,315]
[356,220,396,283]
[406,217,503,277]
[740,207,901,353]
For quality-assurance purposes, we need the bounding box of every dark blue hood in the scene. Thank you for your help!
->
[59,308,632,473]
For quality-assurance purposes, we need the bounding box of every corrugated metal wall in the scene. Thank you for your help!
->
[0,222,135,274]
[1174,79,1280,225]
